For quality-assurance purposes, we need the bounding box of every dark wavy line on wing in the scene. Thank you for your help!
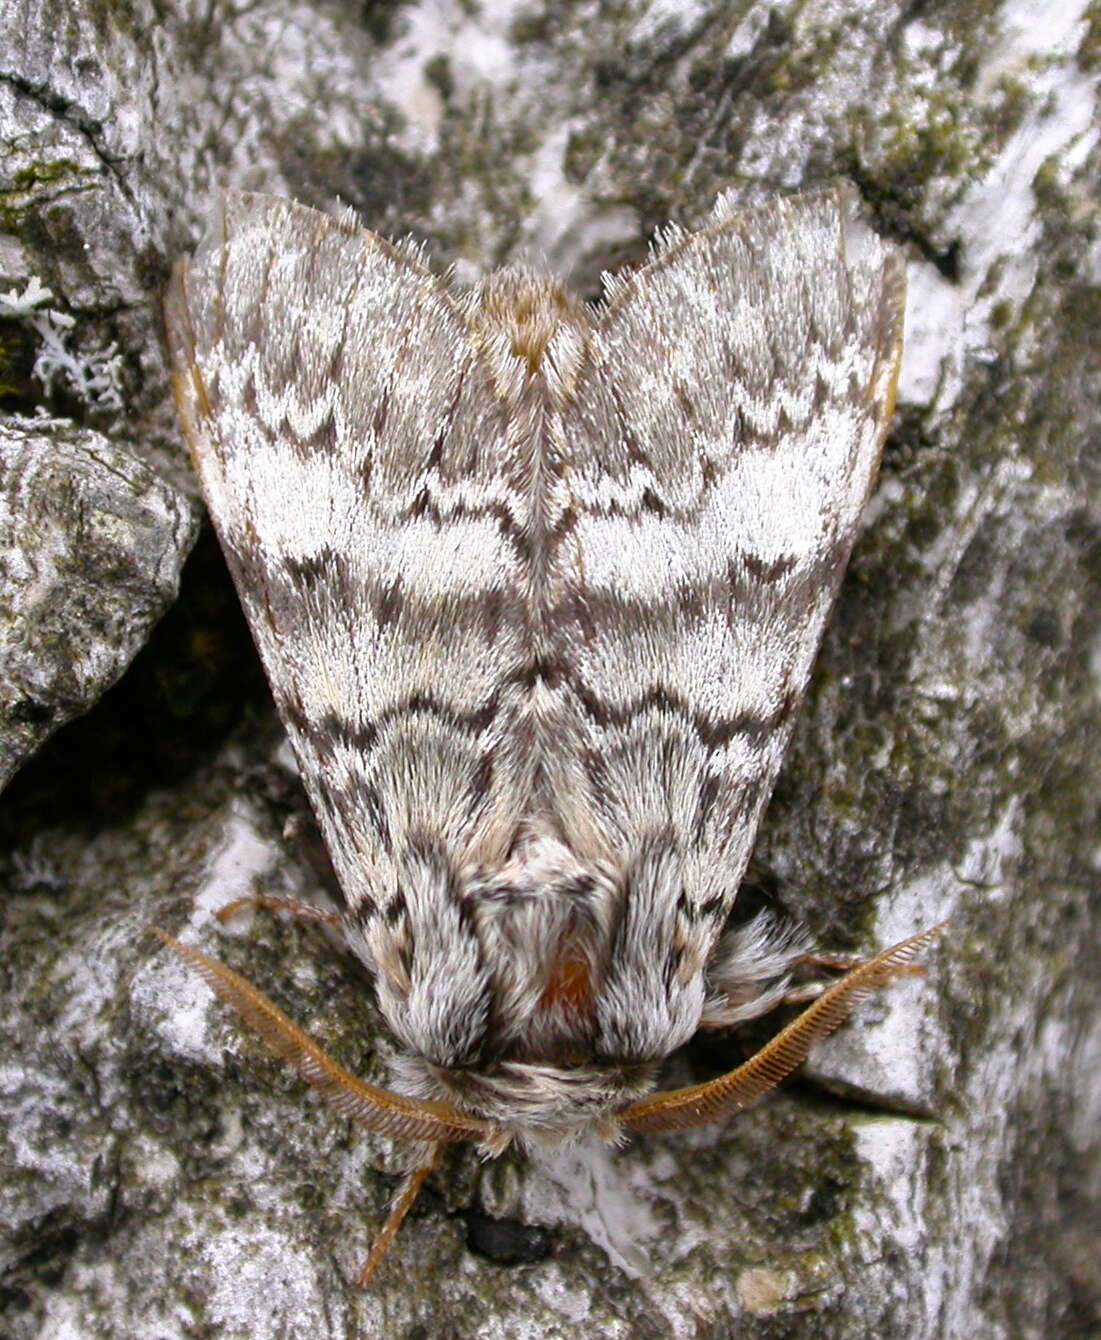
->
[275,548,526,642]
[560,545,847,637]
[209,398,874,550]
[240,533,850,649]
[567,679,799,750]
[275,659,798,769]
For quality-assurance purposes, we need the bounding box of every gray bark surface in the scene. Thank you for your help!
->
[1,1,1098,1337]
[0,419,194,785]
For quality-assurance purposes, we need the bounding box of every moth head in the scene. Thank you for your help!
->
[155,923,940,1282]
[150,921,937,1141]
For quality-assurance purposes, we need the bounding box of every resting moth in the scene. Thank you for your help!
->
[159,187,939,1285]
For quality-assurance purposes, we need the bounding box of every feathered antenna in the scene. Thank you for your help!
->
[617,924,945,1134]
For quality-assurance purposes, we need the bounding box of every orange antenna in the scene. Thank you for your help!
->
[152,930,495,1147]
[617,924,946,1135]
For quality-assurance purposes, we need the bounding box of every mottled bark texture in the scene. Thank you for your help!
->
[0,421,194,786]
[1,2,1098,1337]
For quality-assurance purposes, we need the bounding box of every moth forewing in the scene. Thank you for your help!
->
[159,186,932,1285]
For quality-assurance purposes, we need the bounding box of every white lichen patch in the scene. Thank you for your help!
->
[525,1137,660,1278]
[0,276,124,414]
[804,881,953,1111]
[900,0,1099,409]
[190,801,284,926]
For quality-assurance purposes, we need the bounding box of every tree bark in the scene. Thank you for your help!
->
[0,1,1098,1336]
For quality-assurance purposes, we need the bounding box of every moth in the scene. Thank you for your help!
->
[160,187,937,1286]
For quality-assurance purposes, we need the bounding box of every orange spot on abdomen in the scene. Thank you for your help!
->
[539,958,594,1018]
